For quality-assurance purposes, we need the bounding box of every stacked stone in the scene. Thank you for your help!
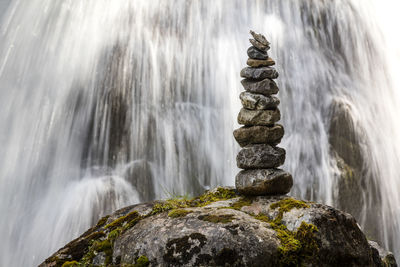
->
[234,30,293,196]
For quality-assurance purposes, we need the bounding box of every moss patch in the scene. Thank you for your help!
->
[105,211,139,230]
[270,198,310,213]
[198,214,234,224]
[134,255,150,267]
[255,199,319,266]
[95,215,110,228]
[168,209,192,218]
[229,197,253,210]
[61,261,79,267]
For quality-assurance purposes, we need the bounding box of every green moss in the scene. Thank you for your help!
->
[270,198,310,214]
[105,211,139,230]
[255,209,319,266]
[151,199,190,215]
[229,197,253,210]
[194,187,237,207]
[168,209,192,218]
[108,228,121,241]
[134,255,150,267]
[151,187,237,215]
[199,214,234,224]
[95,215,110,228]
[61,261,80,267]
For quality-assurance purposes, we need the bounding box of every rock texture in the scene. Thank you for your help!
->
[237,108,281,126]
[241,78,279,96]
[239,92,280,110]
[40,187,397,267]
[237,144,286,169]
[247,58,275,67]
[240,67,279,80]
[236,169,293,195]
[233,125,284,147]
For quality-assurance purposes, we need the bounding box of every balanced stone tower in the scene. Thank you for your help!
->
[234,30,293,195]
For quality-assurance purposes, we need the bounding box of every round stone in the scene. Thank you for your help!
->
[247,46,268,60]
[236,144,286,169]
[235,169,293,195]
[237,108,280,126]
[240,67,278,80]
[233,125,284,147]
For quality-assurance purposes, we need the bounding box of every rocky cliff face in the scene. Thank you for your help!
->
[40,187,396,267]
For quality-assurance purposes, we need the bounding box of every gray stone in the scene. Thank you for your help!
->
[40,187,397,267]
[247,58,275,68]
[250,39,270,52]
[240,92,280,110]
[236,169,293,195]
[240,67,278,80]
[250,30,270,46]
[247,46,268,60]
[237,108,280,126]
[241,78,279,96]
[236,144,285,169]
[233,125,284,147]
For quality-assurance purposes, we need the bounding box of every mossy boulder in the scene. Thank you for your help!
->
[40,187,396,267]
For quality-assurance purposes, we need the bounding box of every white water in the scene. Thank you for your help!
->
[0,0,399,266]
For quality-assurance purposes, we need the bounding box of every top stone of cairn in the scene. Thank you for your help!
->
[250,30,270,51]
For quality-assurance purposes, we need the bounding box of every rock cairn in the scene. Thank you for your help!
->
[234,30,293,196]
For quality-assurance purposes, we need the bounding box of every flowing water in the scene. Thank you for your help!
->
[0,0,399,266]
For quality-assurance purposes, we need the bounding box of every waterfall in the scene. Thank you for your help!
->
[0,0,399,266]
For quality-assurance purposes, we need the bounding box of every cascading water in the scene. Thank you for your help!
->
[0,0,399,266]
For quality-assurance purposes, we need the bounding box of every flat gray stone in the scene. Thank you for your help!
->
[249,39,270,52]
[233,124,284,147]
[241,78,279,96]
[250,30,270,46]
[236,144,285,169]
[236,169,293,195]
[240,92,280,110]
[240,67,278,80]
[237,108,280,126]
[247,46,268,60]
[247,58,275,68]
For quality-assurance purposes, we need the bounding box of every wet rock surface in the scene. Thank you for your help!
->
[40,187,397,267]
[236,144,285,169]
[233,125,284,147]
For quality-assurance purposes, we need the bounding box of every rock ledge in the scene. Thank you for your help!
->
[40,187,396,267]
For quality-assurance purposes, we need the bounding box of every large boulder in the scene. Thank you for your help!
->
[40,187,396,267]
